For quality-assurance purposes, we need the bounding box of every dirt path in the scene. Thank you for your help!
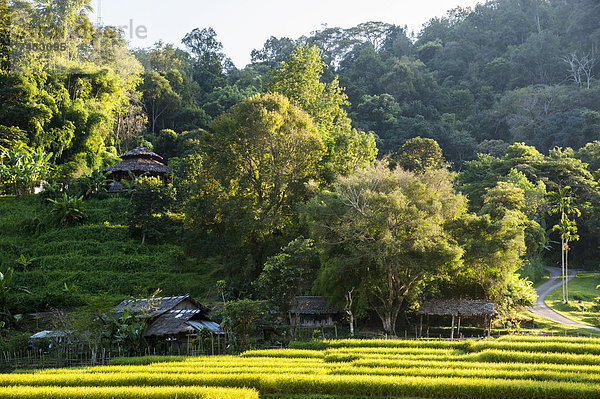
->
[528,266,600,331]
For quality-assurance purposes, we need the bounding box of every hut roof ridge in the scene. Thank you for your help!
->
[121,147,164,161]
[290,296,340,315]
[114,295,198,318]
[103,157,172,175]
[417,299,498,317]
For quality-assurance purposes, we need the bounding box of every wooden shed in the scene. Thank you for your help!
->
[417,300,498,339]
[104,147,172,184]
[289,296,340,327]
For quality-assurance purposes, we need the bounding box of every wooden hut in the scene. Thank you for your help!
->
[104,147,172,184]
[417,300,498,339]
[289,296,340,327]
[114,295,222,351]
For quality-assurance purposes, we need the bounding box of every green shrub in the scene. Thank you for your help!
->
[0,195,218,311]
[0,332,31,352]
[517,257,547,283]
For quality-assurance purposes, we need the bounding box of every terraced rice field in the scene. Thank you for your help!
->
[3,336,600,398]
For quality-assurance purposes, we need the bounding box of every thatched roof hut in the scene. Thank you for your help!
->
[113,295,219,341]
[417,300,498,317]
[290,296,339,315]
[106,295,223,354]
[290,296,340,327]
[104,147,172,184]
[417,300,498,339]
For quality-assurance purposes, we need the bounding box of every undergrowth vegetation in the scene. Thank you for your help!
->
[0,195,219,314]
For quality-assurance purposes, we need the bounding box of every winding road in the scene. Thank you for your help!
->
[528,266,600,331]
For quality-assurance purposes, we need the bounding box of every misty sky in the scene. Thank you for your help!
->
[91,0,483,68]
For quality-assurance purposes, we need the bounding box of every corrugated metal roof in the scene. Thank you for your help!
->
[186,320,224,334]
[31,330,72,339]
[144,312,219,337]
[114,295,192,319]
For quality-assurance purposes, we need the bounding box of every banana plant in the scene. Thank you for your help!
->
[120,171,149,201]
[76,169,111,199]
[47,193,86,227]
[102,306,148,356]
[0,145,52,195]
[0,267,31,323]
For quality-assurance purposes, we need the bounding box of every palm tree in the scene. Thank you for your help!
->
[548,186,580,303]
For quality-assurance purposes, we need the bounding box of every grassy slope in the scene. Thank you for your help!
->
[0,195,221,313]
[544,271,600,329]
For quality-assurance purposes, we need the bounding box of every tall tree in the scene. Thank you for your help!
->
[139,71,181,133]
[185,93,325,280]
[181,27,228,98]
[307,161,465,335]
[394,136,446,172]
[182,27,224,63]
[128,176,176,245]
[266,45,377,179]
[251,36,297,68]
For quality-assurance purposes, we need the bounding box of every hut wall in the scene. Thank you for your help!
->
[298,314,335,327]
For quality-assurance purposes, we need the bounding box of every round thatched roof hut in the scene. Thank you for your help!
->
[104,147,173,183]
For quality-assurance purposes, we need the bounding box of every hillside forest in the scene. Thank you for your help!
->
[1,0,600,337]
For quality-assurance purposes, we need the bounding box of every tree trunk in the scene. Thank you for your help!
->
[345,288,355,337]
[377,306,400,337]
[0,298,8,324]
[151,101,157,133]
[561,238,566,302]
[565,246,569,303]
[287,311,295,341]
[382,314,394,337]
